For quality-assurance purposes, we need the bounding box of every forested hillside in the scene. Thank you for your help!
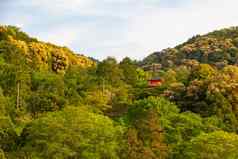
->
[142,27,238,68]
[0,25,238,159]
[0,26,95,72]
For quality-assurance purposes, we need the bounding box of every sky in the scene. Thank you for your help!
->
[1,0,238,60]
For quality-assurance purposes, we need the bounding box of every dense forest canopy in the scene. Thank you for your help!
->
[0,25,238,159]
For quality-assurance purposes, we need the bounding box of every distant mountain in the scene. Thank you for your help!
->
[0,25,95,72]
[142,27,238,68]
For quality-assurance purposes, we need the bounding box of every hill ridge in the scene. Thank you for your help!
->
[0,25,95,72]
[142,26,238,68]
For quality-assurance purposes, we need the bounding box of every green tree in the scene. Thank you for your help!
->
[18,107,125,159]
[64,65,97,105]
[180,131,238,159]
[96,57,123,86]
[0,92,17,157]
[27,72,66,117]
[0,39,31,110]
[119,57,138,85]
[126,97,170,159]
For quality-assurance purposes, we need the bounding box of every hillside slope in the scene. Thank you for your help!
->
[0,25,95,72]
[142,27,238,68]
[0,25,238,159]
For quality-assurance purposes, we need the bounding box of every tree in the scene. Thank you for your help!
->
[191,64,216,80]
[180,131,238,159]
[96,57,123,86]
[0,95,17,156]
[0,38,31,110]
[84,87,112,113]
[18,107,125,159]
[119,57,138,85]
[126,97,170,159]
[64,65,97,105]
[109,84,132,117]
[27,72,66,117]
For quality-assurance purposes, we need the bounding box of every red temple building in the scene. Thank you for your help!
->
[148,77,162,87]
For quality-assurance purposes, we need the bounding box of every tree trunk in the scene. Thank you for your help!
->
[17,81,20,110]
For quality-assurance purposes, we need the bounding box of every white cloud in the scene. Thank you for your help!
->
[2,0,238,60]
[126,0,238,60]
[38,27,79,47]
